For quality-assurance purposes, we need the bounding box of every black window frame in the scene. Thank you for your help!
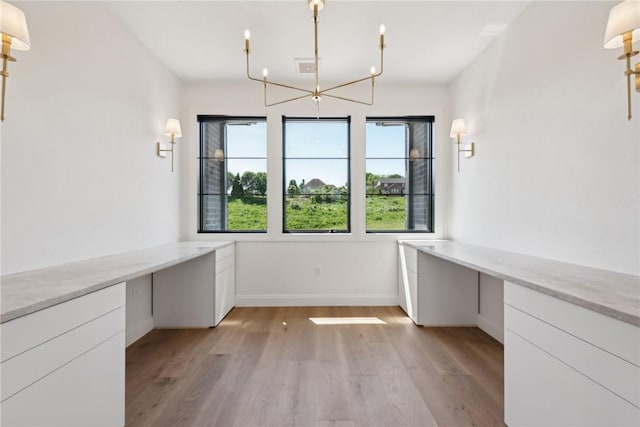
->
[282,116,351,234]
[197,115,268,234]
[365,115,435,233]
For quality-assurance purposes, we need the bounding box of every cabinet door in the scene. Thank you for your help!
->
[214,244,235,326]
[397,245,417,322]
[1,331,125,426]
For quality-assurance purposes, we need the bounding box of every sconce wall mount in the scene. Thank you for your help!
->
[604,0,640,120]
[0,0,31,122]
[157,118,181,172]
[450,119,475,172]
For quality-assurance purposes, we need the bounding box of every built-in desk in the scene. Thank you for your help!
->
[0,241,234,426]
[398,240,640,426]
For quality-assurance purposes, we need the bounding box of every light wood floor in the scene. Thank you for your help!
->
[125,306,504,427]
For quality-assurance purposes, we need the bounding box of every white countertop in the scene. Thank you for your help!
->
[0,241,233,324]
[400,240,640,326]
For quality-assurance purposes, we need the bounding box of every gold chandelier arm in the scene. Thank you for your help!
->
[323,91,374,106]
[322,74,375,94]
[321,40,384,93]
[313,3,320,95]
[264,92,312,107]
[264,80,314,94]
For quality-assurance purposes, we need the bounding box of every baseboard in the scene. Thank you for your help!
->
[477,314,504,344]
[126,317,154,347]
[235,294,398,307]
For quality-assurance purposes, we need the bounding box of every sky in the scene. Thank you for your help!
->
[224,120,408,188]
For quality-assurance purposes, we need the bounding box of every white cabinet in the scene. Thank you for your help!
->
[153,244,235,328]
[505,281,640,426]
[0,283,126,426]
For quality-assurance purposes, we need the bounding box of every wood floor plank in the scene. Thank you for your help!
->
[314,421,356,427]
[314,359,354,422]
[276,360,316,426]
[340,325,377,376]
[430,327,504,405]
[383,324,479,426]
[126,306,505,427]
[348,374,395,427]
[191,331,270,426]
[157,354,230,426]
[368,341,438,426]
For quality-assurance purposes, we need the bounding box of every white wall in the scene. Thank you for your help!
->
[182,82,451,305]
[450,1,640,275]
[1,2,183,274]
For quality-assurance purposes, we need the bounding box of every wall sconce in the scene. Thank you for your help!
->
[213,148,224,162]
[408,148,420,161]
[450,119,475,172]
[604,0,640,121]
[157,118,181,172]
[0,1,31,122]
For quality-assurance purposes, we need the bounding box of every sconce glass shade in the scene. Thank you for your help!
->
[409,148,420,161]
[164,118,182,138]
[0,1,31,50]
[450,119,467,138]
[604,0,640,49]
[213,148,224,161]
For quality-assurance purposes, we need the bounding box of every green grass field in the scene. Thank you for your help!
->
[227,196,267,230]
[366,196,406,230]
[285,197,348,231]
[227,195,406,231]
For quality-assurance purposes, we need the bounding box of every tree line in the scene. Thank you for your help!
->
[228,171,267,196]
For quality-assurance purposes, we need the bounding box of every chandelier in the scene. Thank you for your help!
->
[244,0,386,108]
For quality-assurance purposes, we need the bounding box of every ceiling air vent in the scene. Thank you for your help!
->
[294,57,320,74]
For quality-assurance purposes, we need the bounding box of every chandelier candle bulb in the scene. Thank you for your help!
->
[244,29,250,52]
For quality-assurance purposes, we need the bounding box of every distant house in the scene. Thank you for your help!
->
[377,178,405,195]
[304,178,326,191]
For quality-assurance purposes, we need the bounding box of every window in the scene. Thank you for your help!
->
[366,116,434,232]
[198,116,267,232]
[283,117,350,233]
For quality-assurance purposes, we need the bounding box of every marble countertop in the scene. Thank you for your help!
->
[0,241,233,324]
[399,240,640,326]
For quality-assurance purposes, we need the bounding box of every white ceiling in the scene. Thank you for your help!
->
[104,1,531,85]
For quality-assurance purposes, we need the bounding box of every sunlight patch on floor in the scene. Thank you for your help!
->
[309,317,387,325]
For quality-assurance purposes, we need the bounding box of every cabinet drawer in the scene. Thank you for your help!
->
[506,305,640,407]
[215,244,234,262]
[216,255,234,274]
[1,331,125,426]
[505,281,640,366]
[1,306,125,402]
[505,329,640,426]
[0,283,125,362]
